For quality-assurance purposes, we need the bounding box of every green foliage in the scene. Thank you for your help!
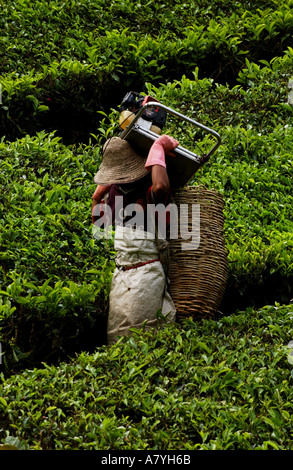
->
[1,304,293,450]
[0,0,292,450]
[1,0,293,141]
[0,132,114,368]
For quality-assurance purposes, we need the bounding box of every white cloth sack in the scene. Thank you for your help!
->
[107,225,176,344]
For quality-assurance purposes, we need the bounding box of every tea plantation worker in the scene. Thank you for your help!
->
[92,134,179,344]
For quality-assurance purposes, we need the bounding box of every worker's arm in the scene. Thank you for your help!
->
[150,164,170,202]
[145,135,178,203]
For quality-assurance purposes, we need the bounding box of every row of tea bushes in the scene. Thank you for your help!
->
[1,0,293,76]
[1,46,292,141]
[1,1,293,140]
[1,303,293,450]
[0,132,115,368]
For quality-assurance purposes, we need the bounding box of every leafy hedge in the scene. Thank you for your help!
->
[1,0,293,141]
[0,131,116,368]
[1,304,293,450]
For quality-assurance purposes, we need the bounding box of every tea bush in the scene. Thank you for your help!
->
[1,304,293,450]
[1,0,293,140]
[0,132,115,367]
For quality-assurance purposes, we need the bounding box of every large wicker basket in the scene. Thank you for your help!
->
[167,186,228,321]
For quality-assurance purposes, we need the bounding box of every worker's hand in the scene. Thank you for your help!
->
[155,135,179,153]
[92,184,111,203]
[91,184,111,224]
[145,135,179,170]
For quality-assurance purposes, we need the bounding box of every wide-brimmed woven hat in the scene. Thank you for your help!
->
[94,137,149,185]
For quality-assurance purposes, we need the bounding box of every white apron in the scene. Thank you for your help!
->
[107,225,176,344]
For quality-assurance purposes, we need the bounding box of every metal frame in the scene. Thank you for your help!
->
[119,101,221,161]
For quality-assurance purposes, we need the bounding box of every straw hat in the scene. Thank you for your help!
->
[94,137,149,185]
